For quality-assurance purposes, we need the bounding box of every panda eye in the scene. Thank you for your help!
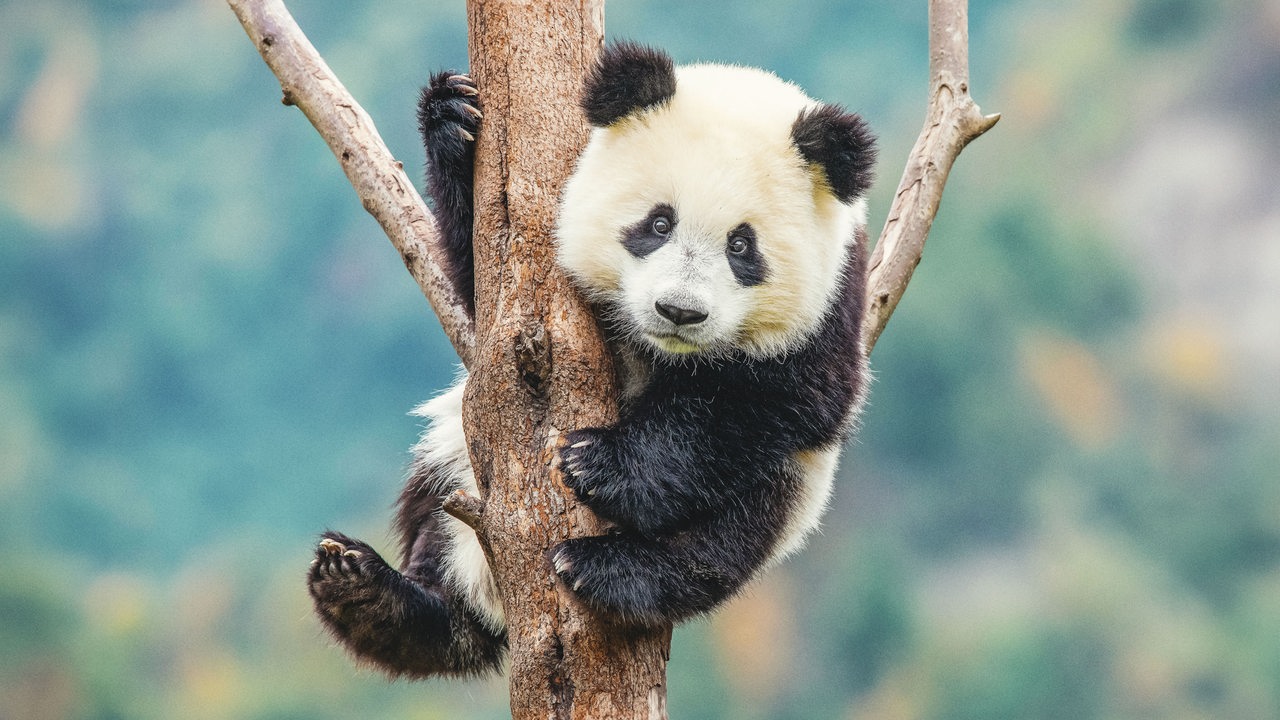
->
[727,235,750,255]
[651,216,672,236]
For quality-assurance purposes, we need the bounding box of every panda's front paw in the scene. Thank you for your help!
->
[550,537,587,593]
[551,536,618,601]
[559,428,613,506]
[551,535,670,626]
[417,71,483,152]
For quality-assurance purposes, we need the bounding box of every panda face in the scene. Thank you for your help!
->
[557,62,870,359]
[612,202,767,357]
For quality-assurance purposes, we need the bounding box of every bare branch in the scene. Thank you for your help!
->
[441,490,485,532]
[863,0,1000,352]
[231,0,989,714]
[227,0,476,366]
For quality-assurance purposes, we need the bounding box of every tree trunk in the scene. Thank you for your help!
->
[227,0,997,717]
[459,2,671,718]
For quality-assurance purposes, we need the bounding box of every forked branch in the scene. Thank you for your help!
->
[227,0,475,367]
[228,0,995,364]
[862,0,1000,352]
[229,0,994,716]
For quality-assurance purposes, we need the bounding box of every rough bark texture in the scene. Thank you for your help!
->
[228,0,996,717]
[226,0,475,365]
[863,0,1000,352]
[459,2,672,719]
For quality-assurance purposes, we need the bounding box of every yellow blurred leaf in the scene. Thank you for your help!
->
[710,572,795,709]
[1019,332,1121,450]
[84,571,151,637]
[1144,318,1226,399]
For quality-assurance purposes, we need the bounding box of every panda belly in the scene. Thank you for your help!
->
[410,376,505,631]
[767,444,841,566]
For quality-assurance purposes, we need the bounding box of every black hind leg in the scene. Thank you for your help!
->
[417,71,482,317]
[308,531,504,678]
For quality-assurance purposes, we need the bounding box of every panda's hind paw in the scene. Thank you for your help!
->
[307,531,397,619]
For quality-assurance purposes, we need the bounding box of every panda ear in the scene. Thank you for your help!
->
[582,42,677,127]
[791,104,878,202]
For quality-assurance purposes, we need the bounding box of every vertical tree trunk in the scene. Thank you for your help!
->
[460,2,671,718]
[228,0,995,716]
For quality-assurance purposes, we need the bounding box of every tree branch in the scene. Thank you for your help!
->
[230,0,992,716]
[863,0,1000,353]
[227,0,476,367]
[441,489,484,532]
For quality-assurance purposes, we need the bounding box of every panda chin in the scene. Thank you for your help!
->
[646,333,703,356]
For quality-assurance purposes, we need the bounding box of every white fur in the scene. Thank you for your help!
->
[408,63,870,628]
[770,445,841,564]
[557,63,866,359]
[409,375,504,631]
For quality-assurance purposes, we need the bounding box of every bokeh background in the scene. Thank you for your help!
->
[3,0,1279,717]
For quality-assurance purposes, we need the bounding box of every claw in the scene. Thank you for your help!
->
[457,127,475,142]
[461,103,483,119]
[570,438,593,449]
[573,578,585,592]
[319,538,344,555]
[553,550,572,575]
[448,74,474,85]
[342,549,362,559]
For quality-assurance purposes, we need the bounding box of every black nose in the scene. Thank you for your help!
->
[654,301,708,326]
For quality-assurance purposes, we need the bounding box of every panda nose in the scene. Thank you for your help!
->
[655,301,708,326]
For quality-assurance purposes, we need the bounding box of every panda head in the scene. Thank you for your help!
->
[556,43,877,360]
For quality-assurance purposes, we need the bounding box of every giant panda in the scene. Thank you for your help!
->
[307,42,876,678]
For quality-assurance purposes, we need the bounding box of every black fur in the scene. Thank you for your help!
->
[307,461,506,677]
[725,223,768,287]
[417,71,482,318]
[556,237,866,624]
[310,69,504,680]
[582,42,678,127]
[791,104,878,203]
[620,203,677,258]
[310,50,874,676]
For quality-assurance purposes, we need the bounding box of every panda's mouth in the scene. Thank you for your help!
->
[645,332,703,355]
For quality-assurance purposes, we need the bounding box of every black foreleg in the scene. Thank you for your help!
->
[417,71,482,317]
[550,511,776,627]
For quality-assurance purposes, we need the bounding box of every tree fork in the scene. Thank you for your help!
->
[227,0,996,717]
[864,0,1000,351]
[226,0,475,365]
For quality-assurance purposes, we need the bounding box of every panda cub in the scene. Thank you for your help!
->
[307,43,876,678]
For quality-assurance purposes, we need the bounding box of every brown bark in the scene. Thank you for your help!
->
[458,1,671,719]
[228,0,996,717]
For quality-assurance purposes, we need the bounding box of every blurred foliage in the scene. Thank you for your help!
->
[2,0,1279,718]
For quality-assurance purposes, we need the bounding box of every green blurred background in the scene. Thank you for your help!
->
[3,0,1279,717]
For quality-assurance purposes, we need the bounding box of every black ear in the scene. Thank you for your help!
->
[582,42,677,127]
[791,104,877,202]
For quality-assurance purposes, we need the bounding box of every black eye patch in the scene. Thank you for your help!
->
[726,223,768,287]
[620,203,677,258]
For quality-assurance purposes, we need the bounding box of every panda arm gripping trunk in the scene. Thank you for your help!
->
[228,0,997,717]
